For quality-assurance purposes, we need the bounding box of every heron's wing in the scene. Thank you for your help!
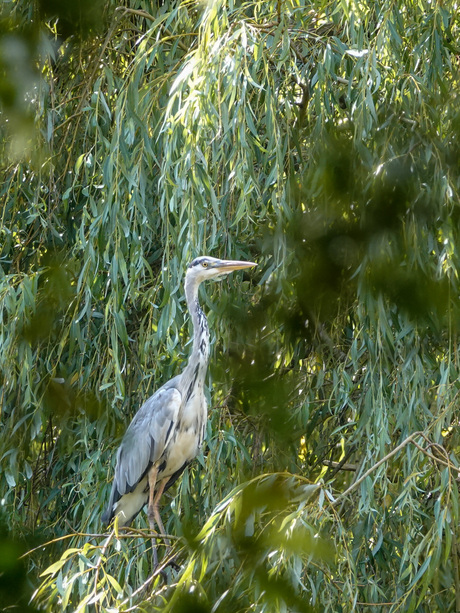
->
[113,381,182,497]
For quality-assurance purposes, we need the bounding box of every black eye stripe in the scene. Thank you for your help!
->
[188,257,216,269]
[189,257,205,268]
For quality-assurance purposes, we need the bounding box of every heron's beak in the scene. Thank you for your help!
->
[214,259,257,272]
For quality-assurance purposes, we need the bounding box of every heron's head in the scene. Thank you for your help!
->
[186,256,257,285]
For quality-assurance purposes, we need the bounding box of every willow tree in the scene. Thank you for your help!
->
[1,0,459,611]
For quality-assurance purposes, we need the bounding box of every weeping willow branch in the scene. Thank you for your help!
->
[331,432,422,507]
[332,430,460,508]
[115,6,197,52]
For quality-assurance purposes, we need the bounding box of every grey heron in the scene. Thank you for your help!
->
[102,256,257,564]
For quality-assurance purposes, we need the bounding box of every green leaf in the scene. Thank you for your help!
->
[40,559,66,577]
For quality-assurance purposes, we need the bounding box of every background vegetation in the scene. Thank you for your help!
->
[1,0,460,610]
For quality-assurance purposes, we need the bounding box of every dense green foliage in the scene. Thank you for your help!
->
[1,0,460,610]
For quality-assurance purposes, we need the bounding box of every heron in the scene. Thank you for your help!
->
[102,255,257,565]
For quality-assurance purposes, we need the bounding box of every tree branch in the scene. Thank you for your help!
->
[331,432,422,507]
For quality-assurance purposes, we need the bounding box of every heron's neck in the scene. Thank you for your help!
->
[185,275,210,370]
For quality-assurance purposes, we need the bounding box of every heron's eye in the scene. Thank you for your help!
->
[201,262,209,268]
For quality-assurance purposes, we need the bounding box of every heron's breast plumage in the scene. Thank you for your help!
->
[158,385,207,477]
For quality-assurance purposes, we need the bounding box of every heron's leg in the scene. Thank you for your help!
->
[152,477,170,548]
[147,465,160,567]
[152,476,180,571]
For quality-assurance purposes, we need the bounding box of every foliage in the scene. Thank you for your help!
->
[1,0,460,611]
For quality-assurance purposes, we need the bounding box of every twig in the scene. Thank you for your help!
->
[411,439,460,477]
[323,460,357,471]
[92,529,115,612]
[121,547,180,609]
[115,7,156,21]
[453,528,460,613]
[22,528,179,558]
